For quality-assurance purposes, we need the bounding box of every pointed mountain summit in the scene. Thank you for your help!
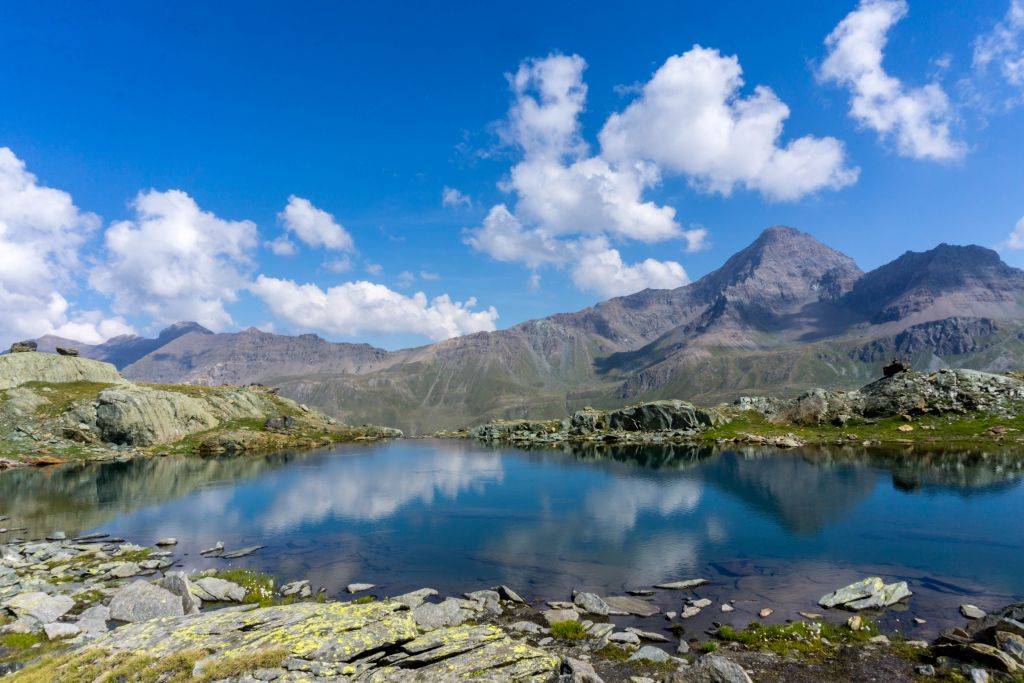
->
[691,226,862,308]
[157,321,213,340]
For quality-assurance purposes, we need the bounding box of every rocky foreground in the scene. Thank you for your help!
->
[0,351,401,470]
[1,531,1022,681]
[457,368,1024,450]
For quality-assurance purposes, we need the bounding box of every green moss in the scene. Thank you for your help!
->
[594,644,631,662]
[352,595,377,605]
[549,620,587,640]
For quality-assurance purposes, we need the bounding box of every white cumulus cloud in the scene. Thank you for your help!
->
[571,238,689,297]
[0,147,130,345]
[265,235,297,256]
[819,0,965,161]
[681,226,710,253]
[279,195,354,251]
[250,275,499,341]
[1001,216,1024,249]
[974,1,1024,89]
[600,46,859,200]
[467,50,855,295]
[91,189,258,330]
[441,186,472,208]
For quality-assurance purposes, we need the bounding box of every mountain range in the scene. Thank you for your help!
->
[38,227,1024,433]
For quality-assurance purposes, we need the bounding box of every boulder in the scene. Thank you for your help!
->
[192,577,246,603]
[0,353,125,391]
[75,605,111,637]
[819,577,885,608]
[281,580,312,598]
[629,645,671,662]
[347,582,375,594]
[572,591,611,616]
[681,654,754,683]
[43,622,81,640]
[392,588,438,609]
[542,608,580,625]
[9,341,37,353]
[108,581,185,622]
[55,347,79,357]
[156,572,201,614]
[413,598,473,630]
[561,657,604,682]
[608,400,725,432]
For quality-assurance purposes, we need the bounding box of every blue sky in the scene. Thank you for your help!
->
[0,0,1022,349]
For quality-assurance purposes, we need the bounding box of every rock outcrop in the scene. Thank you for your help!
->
[0,352,401,467]
[470,400,725,446]
[0,353,125,391]
[747,369,1024,426]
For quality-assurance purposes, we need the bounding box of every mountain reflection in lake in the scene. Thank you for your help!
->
[2,440,1022,632]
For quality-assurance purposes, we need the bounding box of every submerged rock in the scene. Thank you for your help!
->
[819,577,885,608]
[603,595,660,617]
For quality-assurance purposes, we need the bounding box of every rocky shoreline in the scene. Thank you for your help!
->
[449,368,1024,451]
[1,528,1022,681]
[0,352,401,471]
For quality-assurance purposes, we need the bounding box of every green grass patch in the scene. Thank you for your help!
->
[1,632,46,650]
[140,383,222,398]
[23,381,114,417]
[703,409,1024,447]
[352,595,377,605]
[594,644,631,662]
[549,620,587,640]
[196,647,287,681]
[715,620,880,662]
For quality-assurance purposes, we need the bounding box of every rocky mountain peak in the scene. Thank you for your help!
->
[843,244,1024,324]
[692,225,863,312]
[157,321,213,341]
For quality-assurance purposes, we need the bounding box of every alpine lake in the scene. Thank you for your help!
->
[2,438,1022,640]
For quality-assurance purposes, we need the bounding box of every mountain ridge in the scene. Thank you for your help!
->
[37,227,1024,433]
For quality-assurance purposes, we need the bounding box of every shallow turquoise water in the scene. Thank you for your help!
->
[2,439,1022,633]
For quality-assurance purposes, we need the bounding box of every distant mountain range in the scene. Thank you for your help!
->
[40,227,1024,433]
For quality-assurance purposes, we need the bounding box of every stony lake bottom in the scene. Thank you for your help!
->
[2,439,1022,640]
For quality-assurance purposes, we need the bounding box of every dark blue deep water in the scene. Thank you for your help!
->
[2,439,1022,633]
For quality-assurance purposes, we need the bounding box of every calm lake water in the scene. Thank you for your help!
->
[2,439,1023,635]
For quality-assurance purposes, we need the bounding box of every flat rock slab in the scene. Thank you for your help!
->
[542,608,580,625]
[819,577,884,608]
[604,595,660,617]
[413,598,474,630]
[347,583,376,593]
[108,581,184,623]
[51,600,557,681]
[655,579,708,590]
[2,591,74,623]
